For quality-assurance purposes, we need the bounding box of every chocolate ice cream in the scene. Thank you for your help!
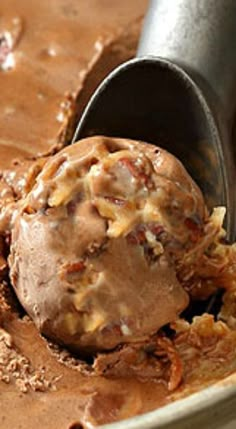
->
[0,0,147,168]
[8,135,211,353]
[1,1,236,428]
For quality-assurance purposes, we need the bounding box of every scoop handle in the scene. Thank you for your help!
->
[138,0,236,123]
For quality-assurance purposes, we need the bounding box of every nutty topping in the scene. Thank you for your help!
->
[119,156,152,189]
[60,260,86,283]
[0,327,58,393]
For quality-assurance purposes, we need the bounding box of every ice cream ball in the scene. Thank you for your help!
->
[9,136,207,353]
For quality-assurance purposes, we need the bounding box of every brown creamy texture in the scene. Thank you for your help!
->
[9,136,204,353]
[0,0,147,168]
[1,1,236,428]
[2,288,236,428]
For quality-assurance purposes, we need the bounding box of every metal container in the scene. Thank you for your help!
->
[102,374,236,429]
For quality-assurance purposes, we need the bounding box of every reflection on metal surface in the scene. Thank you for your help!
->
[74,58,232,228]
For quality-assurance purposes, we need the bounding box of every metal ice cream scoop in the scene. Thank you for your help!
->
[73,0,236,239]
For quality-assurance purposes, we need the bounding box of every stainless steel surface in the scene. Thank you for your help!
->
[100,378,236,429]
[138,0,236,123]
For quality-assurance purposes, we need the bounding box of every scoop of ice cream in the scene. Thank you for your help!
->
[9,136,207,353]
